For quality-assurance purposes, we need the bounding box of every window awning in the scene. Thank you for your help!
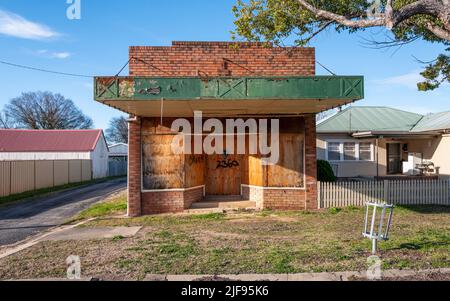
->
[94,76,364,117]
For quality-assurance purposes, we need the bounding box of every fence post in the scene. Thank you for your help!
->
[317,181,321,209]
[384,180,389,204]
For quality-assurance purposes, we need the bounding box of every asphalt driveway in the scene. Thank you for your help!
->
[0,178,127,246]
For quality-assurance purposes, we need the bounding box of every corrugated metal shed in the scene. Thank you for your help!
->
[0,130,103,152]
[411,111,450,132]
[108,143,128,156]
[317,107,423,133]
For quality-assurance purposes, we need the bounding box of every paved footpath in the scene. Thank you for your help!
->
[0,178,126,246]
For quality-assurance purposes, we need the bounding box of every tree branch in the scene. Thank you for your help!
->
[425,22,450,40]
[296,0,385,28]
[386,0,394,29]
[303,21,334,44]
[296,0,450,41]
[392,0,445,27]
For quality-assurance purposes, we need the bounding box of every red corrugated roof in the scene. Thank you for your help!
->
[0,129,104,152]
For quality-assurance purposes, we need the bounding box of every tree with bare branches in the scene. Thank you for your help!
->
[232,0,449,90]
[0,112,15,129]
[106,116,128,144]
[1,91,93,129]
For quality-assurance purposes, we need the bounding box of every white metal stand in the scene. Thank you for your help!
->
[363,202,394,255]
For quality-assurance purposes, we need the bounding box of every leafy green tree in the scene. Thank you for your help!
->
[232,0,449,90]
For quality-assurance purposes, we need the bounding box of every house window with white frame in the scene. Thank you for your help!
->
[326,141,373,162]
[359,142,372,161]
[327,142,341,161]
[343,142,356,161]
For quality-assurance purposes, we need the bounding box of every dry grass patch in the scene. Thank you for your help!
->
[0,206,448,280]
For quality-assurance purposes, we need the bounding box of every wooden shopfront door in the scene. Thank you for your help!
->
[206,154,242,196]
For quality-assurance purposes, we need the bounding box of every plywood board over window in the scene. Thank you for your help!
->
[267,133,304,187]
[142,134,184,189]
[245,155,265,187]
[185,154,206,188]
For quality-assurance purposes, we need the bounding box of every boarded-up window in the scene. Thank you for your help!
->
[267,133,304,188]
[142,134,184,190]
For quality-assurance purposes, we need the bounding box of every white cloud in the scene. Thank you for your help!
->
[35,49,71,59]
[49,51,71,59]
[0,10,59,40]
[372,70,423,90]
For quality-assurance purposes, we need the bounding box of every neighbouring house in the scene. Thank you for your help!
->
[94,41,364,216]
[108,143,128,177]
[317,106,450,179]
[0,129,109,179]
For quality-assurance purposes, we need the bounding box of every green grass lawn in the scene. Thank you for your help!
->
[0,198,448,280]
[72,192,128,221]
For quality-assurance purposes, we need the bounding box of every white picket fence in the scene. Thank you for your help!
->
[318,179,450,208]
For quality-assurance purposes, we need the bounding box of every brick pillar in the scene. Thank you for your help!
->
[128,117,142,217]
[304,115,318,210]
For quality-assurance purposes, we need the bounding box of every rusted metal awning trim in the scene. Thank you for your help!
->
[94,76,364,102]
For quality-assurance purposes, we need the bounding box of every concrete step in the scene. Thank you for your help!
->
[203,195,243,202]
[190,199,257,210]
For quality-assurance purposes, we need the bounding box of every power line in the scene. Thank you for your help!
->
[0,59,93,78]
[2,57,339,80]
[316,61,336,76]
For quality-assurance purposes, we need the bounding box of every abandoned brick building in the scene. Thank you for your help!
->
[95,41,363,216]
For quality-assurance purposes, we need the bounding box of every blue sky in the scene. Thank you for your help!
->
[0,0,448,130]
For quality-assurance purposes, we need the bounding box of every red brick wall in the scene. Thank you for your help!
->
[263,189,306,211]
[242,185,307,210]
[142,191,184,215]
[127,118,142,217]
[183,187,204,210]
[129,41,315,77]
[141,187,204,215]
[304,115,318,210]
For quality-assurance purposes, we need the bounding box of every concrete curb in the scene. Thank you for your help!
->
[5,268,449,281]
[144,268,450,282]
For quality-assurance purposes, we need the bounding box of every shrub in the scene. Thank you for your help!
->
[317,160,337,182]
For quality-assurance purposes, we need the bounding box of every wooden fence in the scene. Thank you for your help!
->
[0,160,92,198]
[318,179,450,208]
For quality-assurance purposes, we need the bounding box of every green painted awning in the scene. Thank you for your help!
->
[94,76,364,117]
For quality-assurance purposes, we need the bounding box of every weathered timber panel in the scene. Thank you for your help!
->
[267,133,304,187]
[247,155,265,187]
[185,154,206,188]
[142,134,184,189]
[206,154,242,195]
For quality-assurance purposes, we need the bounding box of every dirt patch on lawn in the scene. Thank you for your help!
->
[198,230,250,241]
